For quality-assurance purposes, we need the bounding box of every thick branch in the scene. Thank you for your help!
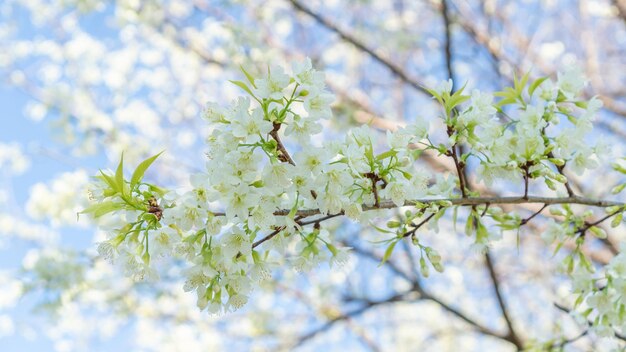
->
[215,197,623,239]
[261,196,624,218]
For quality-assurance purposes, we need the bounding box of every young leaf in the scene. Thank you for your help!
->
[240,65,258,88]
[131,151,164,189]
[452,206,458,232]
[115,153,125,197]
[229,80,255,97]
[98,170,119,194]
[81,201,124,218]
[528,76,548,98]
[379,240,398,267]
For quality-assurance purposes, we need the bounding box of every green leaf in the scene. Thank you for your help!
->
[98,170,119,194]
[578,251,592,272]
[574,100,588,109]
[240,65,258,88]
[465,212,474,237]
[131,151,164,189]
[552,241,565,257]
[612,162,626,174]
[81,201,124,218]
[325,243,338,256]
[528,76,548,97]
[422,86,443,105]
[612,183,626,195]
[148,184,168,197]
[574,294,585,308]
[446,93,470,113]
[517,72,530,93]
[229,80,255,97]
[452,206,458,232]
[115,153,125,197]
[379,240,398,267]
[376,149,397,161]
[370,223,395,234]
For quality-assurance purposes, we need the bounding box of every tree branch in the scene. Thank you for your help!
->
[287,0,429,96]
[265,195,624,218]
[554,302,626,341]
[441,0,456,88]
[291,290,410,348]
[269,122,296,165]
[485,251,524,350]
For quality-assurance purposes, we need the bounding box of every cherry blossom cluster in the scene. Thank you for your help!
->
[84,59,626,338]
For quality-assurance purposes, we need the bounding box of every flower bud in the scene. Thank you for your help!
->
[549,158,565,166]
[589,226,607,239]
[554,174,568,183]
[426,248,441,264]
[387,220,401,228]
[611,183,626,195]
[549,207,565,216]
[420,257,430,278]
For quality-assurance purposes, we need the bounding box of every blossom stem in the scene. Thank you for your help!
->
[269,122,296,166]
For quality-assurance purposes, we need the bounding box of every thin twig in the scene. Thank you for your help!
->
[520,204,548,226]
[403,213,437,238]
[252,226,286,248]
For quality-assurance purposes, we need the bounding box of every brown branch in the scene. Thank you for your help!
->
[548,330,588,350]
[252,226,286,248]
[402,213,437,238]
[485,252,524,350]
[612,0,626,24]
[291,290,410,348]
[519,204,547,226]
[522,164,530,200]
[441,0,456,87]
[576,210,623,236]
[448,145,467,197]
[212,196,624,220]
[269,122,296,166]
[343,239,525,348]
[418,291,512,343]
[287,0,429,96]
[554,302,626,341]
